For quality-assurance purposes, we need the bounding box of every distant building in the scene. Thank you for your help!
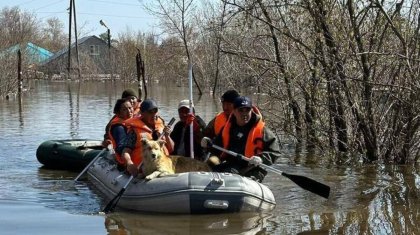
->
[41,35,116,78]
[0,42,53,65]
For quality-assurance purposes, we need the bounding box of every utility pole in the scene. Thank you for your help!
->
[100,20,112,81]
[17,49,22,96]
[72,0,81,79]
[67,0,72,79]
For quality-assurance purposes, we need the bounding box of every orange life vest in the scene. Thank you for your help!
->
[214,112,229,136]
[123,116,167,166]
[221,113,265,159]
[214,106,262,136]
[107,116,127,165]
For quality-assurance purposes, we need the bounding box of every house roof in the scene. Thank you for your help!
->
[42,35,108,65]
[1,42,53,64]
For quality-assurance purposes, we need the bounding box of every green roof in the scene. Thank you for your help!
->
[1,42,53,64]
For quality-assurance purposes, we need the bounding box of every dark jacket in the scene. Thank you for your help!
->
[170,115,206,160]
[212,112,281,182]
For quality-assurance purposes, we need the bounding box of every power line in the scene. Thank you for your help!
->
[86,0,142,7]
[16,0,38,6]
[37,11,154,19]
[78,12,154,19]
[34,0,65,11]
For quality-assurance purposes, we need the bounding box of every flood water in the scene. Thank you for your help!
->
[0,80,418,235]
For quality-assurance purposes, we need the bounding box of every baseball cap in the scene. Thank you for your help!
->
[178,99,193,109]
[233,96,252,109]
[140,99,158,112]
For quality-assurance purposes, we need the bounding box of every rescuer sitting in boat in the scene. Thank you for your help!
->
[121,88,141,116]
[103,89,140,147]
[105,98,134,164]
[170,100,206,160]
[116,99,174,176]
[209,96,281,182]
[203,89,240,140]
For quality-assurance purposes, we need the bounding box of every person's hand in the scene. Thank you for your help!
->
[126,162,138,176]
[163,125,172,136]
[248,156,262,166]
[102,139,112,147]
[186,113,200,132]
[185,113,195,125]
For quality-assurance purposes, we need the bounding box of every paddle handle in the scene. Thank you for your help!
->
[122,175,134,189]
[74,147,107,182]
[210,143,280,172]
[188,61,194,159]
[158,117,176,139]
[208,140,331,199]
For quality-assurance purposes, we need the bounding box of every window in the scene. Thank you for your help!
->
[90,45,99,55]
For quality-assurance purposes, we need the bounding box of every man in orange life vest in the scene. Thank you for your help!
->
[210,96,281,182]
[203,89,240,140]
[116,99,174,176]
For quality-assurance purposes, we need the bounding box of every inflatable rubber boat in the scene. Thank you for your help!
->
[88,155,276,214]
[36,139,104,171]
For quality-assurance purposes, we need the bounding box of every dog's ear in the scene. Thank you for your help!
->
[141,138,149,146]
[157,139,166,148]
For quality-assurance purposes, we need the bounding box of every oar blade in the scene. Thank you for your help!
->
[282,172,330,199]
[102,188,125,213]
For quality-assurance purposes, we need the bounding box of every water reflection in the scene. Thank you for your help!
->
[105,212,272,235]
[68,83,80,138]
[18,94,24,128]
[35,167,102,214]
[0,80,419,234]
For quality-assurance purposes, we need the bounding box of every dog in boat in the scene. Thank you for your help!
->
[141,138,211,180]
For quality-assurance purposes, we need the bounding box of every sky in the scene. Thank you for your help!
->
[0,0,160,38]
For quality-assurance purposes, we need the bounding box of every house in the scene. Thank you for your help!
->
[0,42,53,65]
[41,35,116,77]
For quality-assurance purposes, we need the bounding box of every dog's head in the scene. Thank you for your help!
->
[141,138,166,162]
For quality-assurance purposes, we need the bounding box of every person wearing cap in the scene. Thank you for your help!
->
[116,98,174,176]
[209,96,281,182]
[203,89,240,140]
[170,100,206,160]
[121,88,141,116]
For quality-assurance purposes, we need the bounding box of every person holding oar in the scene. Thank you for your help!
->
[170,100,207,160]
[75,98,133,181]
[208,96,281,182]
[116,99,174,177]
[103,89,141,147]
[107,98,134,169]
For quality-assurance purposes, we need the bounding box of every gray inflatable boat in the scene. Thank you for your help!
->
[88,156,276,214]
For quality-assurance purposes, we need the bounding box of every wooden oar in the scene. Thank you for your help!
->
[102,117,176,213]
[74,145,110,182]
[201,137,331,199]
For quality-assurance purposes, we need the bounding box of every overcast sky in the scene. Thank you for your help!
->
[0,0,160,38]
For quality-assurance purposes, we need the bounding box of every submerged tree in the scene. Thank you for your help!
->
[146,0,420,164]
